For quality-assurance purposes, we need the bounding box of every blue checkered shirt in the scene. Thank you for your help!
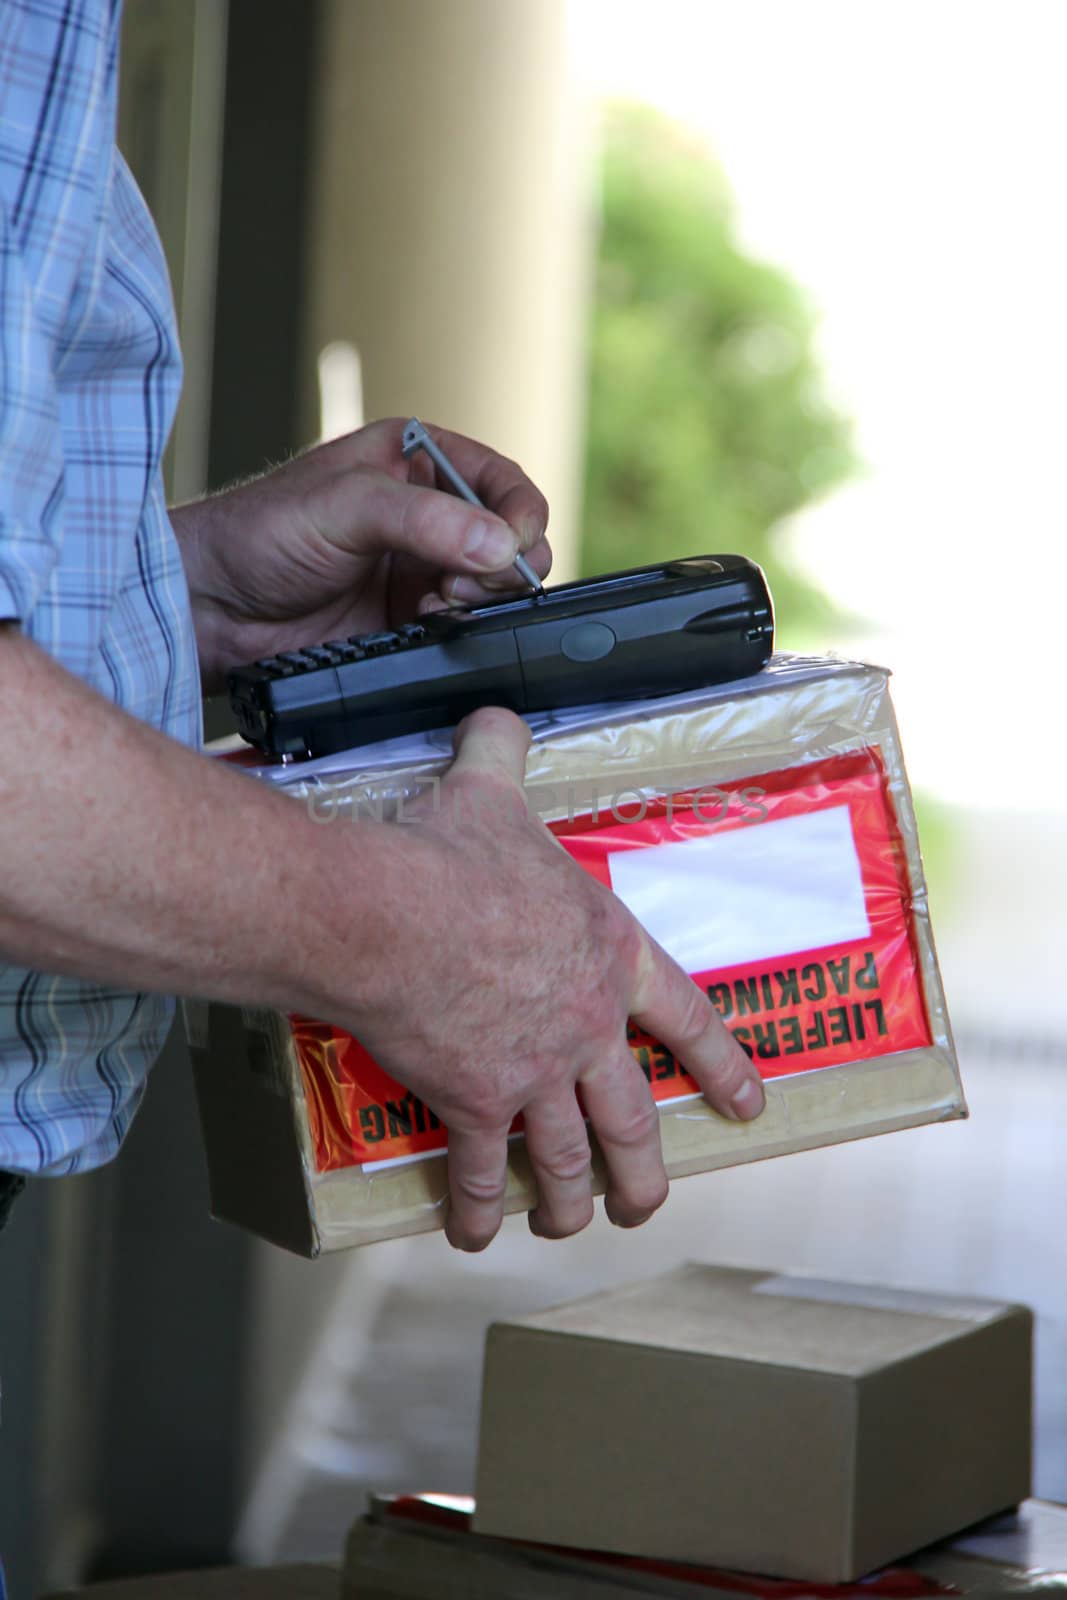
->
[0,0,202,1174]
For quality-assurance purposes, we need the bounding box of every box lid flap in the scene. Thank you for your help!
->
[500,1264,1022,1377]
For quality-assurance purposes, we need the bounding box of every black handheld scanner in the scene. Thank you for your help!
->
[227,553,774,760]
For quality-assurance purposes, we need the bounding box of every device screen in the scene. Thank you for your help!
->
[458,565,671,621]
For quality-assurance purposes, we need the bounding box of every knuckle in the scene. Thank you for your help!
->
[452,1168,507,1207]
[609,1173,669,1226]
[607,1199,664,1230]
[521,490,550,538]
[576,886,638,981]
[534,1196,595,1240]
[611,901,649,973]
[447,1216,498,1253]
[672,980,718,1047]
[538,1140,592,1185]
[399,485,429,542]
[604,1099,660,1153]
[697,1028,753,1099]
[464,1086,512,1133]
[404,485,462,549]
[711,1054,754,1101]
[470,703,526,740]
[636,1172,670,1214]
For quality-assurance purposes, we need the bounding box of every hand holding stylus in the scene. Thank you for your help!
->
[172,416,551,690]
[402,417,545,596]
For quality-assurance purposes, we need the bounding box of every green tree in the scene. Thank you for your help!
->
[579,107,960,908]
[580,103,858,644]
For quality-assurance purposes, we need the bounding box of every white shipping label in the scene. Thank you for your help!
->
[606,804,871,975]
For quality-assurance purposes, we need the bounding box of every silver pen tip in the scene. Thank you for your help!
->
[514,551,544,594]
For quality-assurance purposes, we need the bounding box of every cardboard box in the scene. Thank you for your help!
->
[187,656,964,1255]
[472,1264,1033,1581]
[343,1496,1066,1600]
[44,1565,338,1600]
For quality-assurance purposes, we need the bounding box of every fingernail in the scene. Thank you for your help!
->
[731,1077,766,1122]
[464,519,519,569]
[444,574,484,604]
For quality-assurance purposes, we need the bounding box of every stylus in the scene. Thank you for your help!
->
[401,417,546,596]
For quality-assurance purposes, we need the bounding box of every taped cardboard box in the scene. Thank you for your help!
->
[186,655,964,1255]
[472,1264,1033,1581]
[342,1496,1066,1600]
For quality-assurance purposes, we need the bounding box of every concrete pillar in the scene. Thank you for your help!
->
[299,0,594,580]
[234,9,594,1551]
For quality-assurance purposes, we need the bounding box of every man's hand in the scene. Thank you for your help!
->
[303,707,766,1252]
[172,418,551,691]
[2,635,763,1245]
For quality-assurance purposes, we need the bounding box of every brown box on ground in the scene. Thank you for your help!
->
[187,656,964,1255]
[472,1264,1033,1581]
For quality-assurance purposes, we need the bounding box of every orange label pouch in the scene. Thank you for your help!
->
[293,746,933,1174]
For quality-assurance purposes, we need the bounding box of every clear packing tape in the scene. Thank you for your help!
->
[185,655,965,1254]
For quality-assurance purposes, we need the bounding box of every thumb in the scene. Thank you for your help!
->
[316,467,521,575]
[448,706,532,789]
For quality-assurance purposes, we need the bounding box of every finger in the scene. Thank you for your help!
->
[299,417,549,552]
[524,1092,595,1239]
[448,705,532,788]
[524,532,552,570]
[444,1125,511,1252]
[405,421,550,551]
[579,1044,670,1228]
[313,467,522,577]
[416,592,458,616]
[630,934,766,1123]
[440,536,553,605]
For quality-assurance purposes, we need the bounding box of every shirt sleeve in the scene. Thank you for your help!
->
[0,194,65,625]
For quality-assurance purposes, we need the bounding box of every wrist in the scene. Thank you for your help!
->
[254,805,418,1027]
[172,494,263,694]
[169,498,226,690]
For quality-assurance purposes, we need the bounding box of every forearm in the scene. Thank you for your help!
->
[0,625,398,1017]
[0,626,767,1245]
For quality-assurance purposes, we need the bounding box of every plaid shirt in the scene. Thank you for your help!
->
[0,0,202,1174]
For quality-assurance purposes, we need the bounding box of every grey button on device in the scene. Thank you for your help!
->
[561,621,616,662]
[665,558,725,575]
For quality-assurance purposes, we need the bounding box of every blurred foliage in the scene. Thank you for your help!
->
[579,103,859,644]
[578,106,959,905]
